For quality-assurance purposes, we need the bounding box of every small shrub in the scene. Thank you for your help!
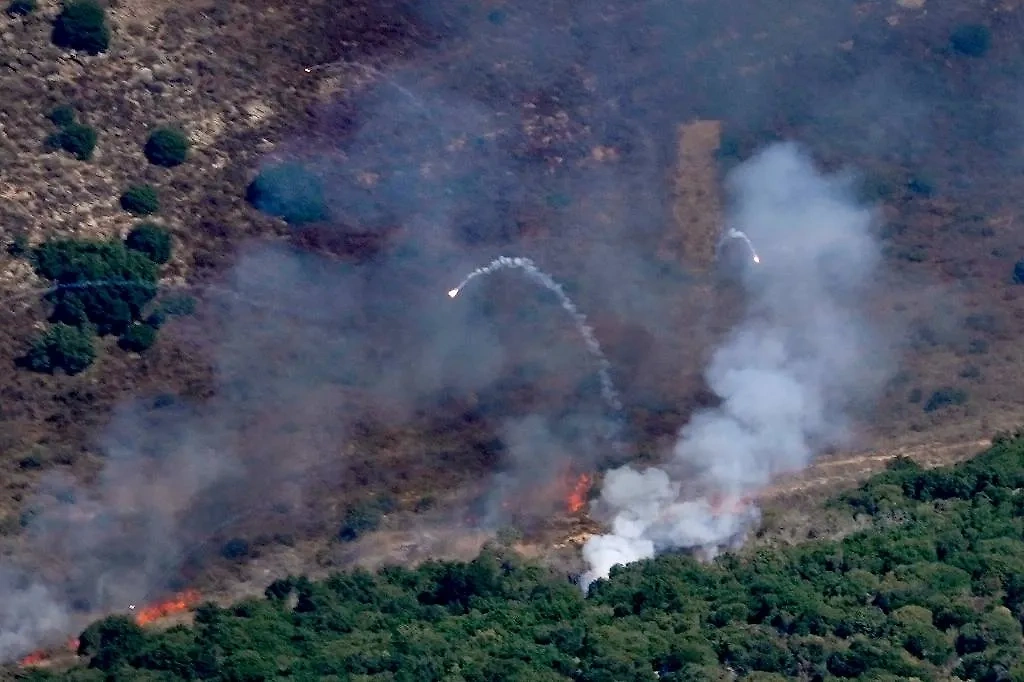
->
[924,387,968,413]
[144,127,189,167]
[906,175,935,198]
[7,234,28,257]
[47,105,76,127]
[949,24,991,57]
[339,501,384,542]
[120,185,159,215]
[51,123,97,161]
[968,339,989,355]
[908,388,922,404]
[1013,259,1024,284]
[117,323,157,353]
[155,294,195,317]
[22,323,96,375]
[7,0,36,16]
[125,222,172,264]
[52,0,110,55]
[221,538,250,561]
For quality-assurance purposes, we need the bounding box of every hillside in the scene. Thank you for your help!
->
[10,432,1024,681]
[2,0,1024,673]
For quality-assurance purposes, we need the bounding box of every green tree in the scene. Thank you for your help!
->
[50,123,97,161]
[52,0,110,54]
[125,223,173,264]
[950,24,991,57]
[33,239,158,335]
[47,104,76,127]
[7,0,36,16]
[246,162,328,225]
[23,323,96,375]
[118,322,157,352]
[120,185,160,216]
[78,615,146,670]
[144,127,190,167]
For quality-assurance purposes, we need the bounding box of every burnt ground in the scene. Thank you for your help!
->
[1,0,1024,656]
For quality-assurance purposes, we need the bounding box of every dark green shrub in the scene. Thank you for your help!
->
[47,104,76,127]
[7,0,36,16]
[33,239,158,335]
[924,387,968,413]
[120,184,159,215]
[155,293,195,317]
[246,162,328,225]
[144,127,189,167]
[221,538,250,560]
[22,323,96,375]
[125,222,172,263]
[339,501,384,542]
[949,24,991,57]
[50,123,97,161]
[52,0,110,55]
[117,322,157,352]
[7,234,28,257]
[1012,259,1024,284]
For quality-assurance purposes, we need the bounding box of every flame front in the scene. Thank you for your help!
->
[19,650,47,666]
[134,589,201,626]
[567,473,593,514]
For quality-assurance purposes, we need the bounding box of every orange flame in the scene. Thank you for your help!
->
[708,491,755,516]
[567,473,593,514]
[133,589,201,626]
[19,650,47,666]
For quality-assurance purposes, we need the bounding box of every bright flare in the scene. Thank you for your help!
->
[753,255,761,264]
[447,288,459,298]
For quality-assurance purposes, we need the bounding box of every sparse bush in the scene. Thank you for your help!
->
[47,104,76,127]
[949,24,991,57]
[968,339,989,355]
[120,184,159,216]
[50,123,97,161]
[117,323,157,352]
[7,0,36,16]
[52,0,110,55]
[1013,259,1024,284]
[908,388,922,404]
[144,127,190,167]
[924,387,968,413]
[246,162,328,225]
[125,222,172,264]
[22,323,96,375]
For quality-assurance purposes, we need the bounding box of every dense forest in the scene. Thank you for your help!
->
[23,432,1024,681]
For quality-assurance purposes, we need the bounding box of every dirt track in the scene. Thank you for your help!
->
[760,437,993,501]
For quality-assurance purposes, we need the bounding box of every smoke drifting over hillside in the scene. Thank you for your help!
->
[582,143,893,589]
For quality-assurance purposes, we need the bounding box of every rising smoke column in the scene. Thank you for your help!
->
[582,142,893,589]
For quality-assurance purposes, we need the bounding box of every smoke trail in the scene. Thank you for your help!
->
[449,256,625,453]
[720,228,761,264]
[581,142,893,590]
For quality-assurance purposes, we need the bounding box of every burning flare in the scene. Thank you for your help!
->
[447,288,459,298]
[18,638,80,667]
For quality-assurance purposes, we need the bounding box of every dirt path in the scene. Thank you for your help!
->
[760,437,992,501]
[659,120,723,272]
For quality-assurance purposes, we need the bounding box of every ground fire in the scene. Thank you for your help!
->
[132,589,202,626]
[19,590,202,668]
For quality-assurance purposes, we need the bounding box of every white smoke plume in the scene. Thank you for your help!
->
[582,142,892,590]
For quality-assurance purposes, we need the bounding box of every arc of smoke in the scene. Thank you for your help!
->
[718,228,761,264]
[449,256,625,455]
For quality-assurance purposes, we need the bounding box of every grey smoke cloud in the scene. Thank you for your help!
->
[582,142,893,589]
